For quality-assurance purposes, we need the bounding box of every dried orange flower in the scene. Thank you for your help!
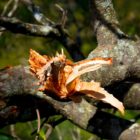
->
[29,49,124,114]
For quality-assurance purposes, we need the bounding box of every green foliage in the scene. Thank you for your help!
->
[113,0,140,36]
[49,120,98,140]
[0,120,99,140]
[0,133,14,140]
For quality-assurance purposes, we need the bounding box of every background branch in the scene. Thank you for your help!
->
[0,0,85,61]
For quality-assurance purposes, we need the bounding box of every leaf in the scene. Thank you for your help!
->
[29,49,124,114]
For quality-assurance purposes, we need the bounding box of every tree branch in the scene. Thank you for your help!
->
[89,0,131,46]
[0,17,59,37]
[0,0,85,61]
[0,66,139,140]
[82,0,140,87]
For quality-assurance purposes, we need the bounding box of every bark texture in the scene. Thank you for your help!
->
[0,66,136,140]
[0,0,140,139]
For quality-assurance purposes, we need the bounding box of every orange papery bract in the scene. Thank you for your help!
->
[29,49,124,114]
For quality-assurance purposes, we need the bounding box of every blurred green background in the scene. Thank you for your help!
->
[0,0,140,68]
[0,0,140,139]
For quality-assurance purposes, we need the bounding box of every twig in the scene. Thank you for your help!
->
[0,0,19,35]
[31,116,65,136]
[19,0,84,61]
[1,0,14,16]
[0,0,85,61]
[55,4,67,28]
[36,109,41,133]
[35,108,41,140]
[21,0,54,25]
[45,124,53,139]
[8,0,19,17]
[31,118,47,135]
[0,16,84,61]
[0,17,59,37]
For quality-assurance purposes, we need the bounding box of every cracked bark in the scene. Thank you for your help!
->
[0,66,135,140]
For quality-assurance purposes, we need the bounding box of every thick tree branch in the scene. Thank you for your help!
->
[0,66,138,140]
[119,123,140,140]
[123,83,140,109]
[82,0,140,87]
[89,0,131,46]
[83,40,140,87]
